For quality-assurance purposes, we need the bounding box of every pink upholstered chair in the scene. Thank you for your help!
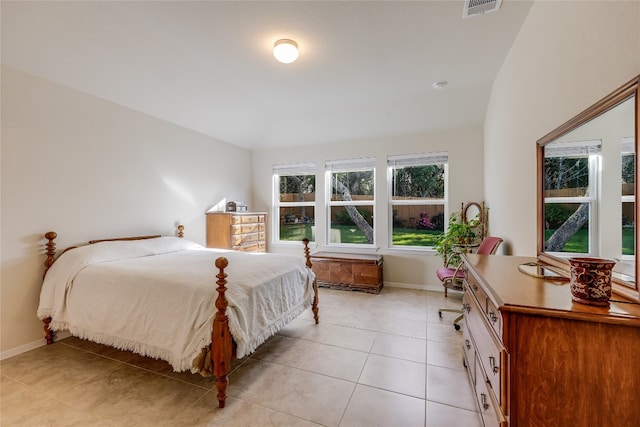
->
[437,236,503,330]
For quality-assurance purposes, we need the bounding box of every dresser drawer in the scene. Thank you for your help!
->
[475,366,507,427]
[486,299,502,337]
[230,232,265,246]
[230,214,264,225]
[462,321,476,386]
[466,269,502,337]
[464,291,506,410]
[231,223,265,234]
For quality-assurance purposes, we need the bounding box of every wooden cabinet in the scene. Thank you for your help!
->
[461,253,640,427]
[309,252,383,294]
[206,212,266,252]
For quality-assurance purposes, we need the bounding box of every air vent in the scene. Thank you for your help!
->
[463,0,502,18]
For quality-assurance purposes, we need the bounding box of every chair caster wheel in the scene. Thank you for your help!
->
[454,324,461,331]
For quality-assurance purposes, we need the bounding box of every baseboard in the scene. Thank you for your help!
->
[383,281,444,292]
[0,330,71,361]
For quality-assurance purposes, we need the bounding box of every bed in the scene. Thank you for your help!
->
[37,226,319,408]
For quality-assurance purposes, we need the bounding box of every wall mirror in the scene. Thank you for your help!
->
[537,75,639,301]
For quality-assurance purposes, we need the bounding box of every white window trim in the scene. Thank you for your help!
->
[544,152,599,257]
[387,153,448,250]
[272,162,316,245]
[325,158,376,248]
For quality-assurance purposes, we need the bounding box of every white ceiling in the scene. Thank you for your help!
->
[1,0,533,150]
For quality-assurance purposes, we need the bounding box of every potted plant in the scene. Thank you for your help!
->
[435,212,483,267]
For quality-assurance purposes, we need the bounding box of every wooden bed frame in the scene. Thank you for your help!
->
[41,226,319,408]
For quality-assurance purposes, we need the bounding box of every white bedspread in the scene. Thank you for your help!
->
[37,237,314,372]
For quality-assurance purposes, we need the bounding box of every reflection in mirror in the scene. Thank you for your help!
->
[537,75,639,301]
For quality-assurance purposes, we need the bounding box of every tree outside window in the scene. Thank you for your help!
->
[326,158,375,246]
[543,141,599,254]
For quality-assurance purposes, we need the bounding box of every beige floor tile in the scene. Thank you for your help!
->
[322,324,377,352]
[358,354,426,399]
[322,308,383,331]
[426,321,463,344]
[378,315,428,339]
[340,384,425,427]
[299,342,368,381]
[227,358,294,406]
[426,339,465,370]
[168,393,322,427]
[0,374,106,426]
[268,367,355,427]
[426,400,483,426]
[426,364,477,412]
[251,335,318,368]
[1,343,125,398]
[277,317,333,342]
[370,332,426,363]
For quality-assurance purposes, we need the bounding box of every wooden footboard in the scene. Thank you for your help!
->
[211,238,319,408]
[42,228,319,410]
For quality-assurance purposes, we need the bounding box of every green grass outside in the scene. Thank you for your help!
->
[282,224,635,253]
[391,228,442,247]
[545,228,635,255]
[280,223,442,246]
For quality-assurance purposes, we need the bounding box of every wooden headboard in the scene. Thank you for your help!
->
[44,224,185,273]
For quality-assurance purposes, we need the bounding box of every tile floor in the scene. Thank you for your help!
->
[0,287,481,427]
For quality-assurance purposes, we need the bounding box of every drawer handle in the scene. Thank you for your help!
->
[489,356,499,374]
[480,393,490,410]
[472,284,478,292]
[463,303,471,313]
[465,339,471,350]
[489,310,498,323]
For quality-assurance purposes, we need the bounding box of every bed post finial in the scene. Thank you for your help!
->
[213,256,232,408]
[44,231,57,272]
[302,238,312,268]
[177,225,184,238]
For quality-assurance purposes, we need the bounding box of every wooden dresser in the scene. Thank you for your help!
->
[309,252,383,294]
[461,254,640,427]
[206,212,266,252]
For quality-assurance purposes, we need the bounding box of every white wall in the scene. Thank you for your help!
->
[0,66,252,356]
[251,127,485,289]
[484,0,640,256]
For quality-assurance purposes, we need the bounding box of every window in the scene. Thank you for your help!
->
[388,153,447,248]
[621,137,635,257]
[543,140,600,255]
[326,158,375,246]
[273,162,316,243]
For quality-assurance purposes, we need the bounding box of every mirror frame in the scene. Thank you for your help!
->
[537,74,640,302]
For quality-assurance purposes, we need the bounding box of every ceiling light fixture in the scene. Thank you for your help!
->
[273,39,299,64]
[432,81,448,90]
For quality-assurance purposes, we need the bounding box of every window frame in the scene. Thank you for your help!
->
[543,140,600,257]
[325,158,376,248]
[387,152,448,250]
[272,162,316,245]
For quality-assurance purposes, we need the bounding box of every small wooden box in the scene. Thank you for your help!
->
[309,252,383,294]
